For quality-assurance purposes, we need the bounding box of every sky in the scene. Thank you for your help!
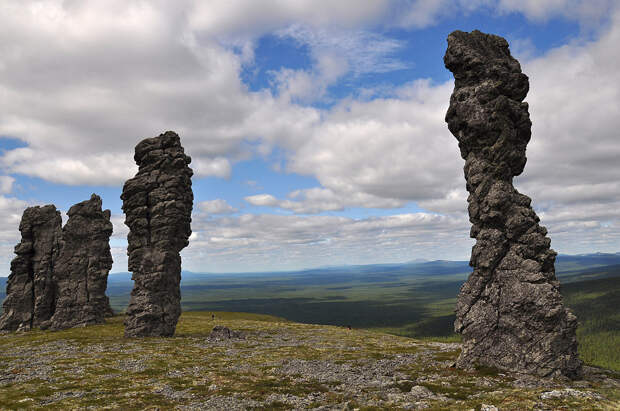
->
[0,0,619,274]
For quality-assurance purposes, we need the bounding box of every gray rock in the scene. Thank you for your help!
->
[49,194,113,330]
[409,385,435,399]
[444,30,582,379]
[0,205,61,331]
[540,388,603,400]
[208,326,245,340]
[122,131,193,337]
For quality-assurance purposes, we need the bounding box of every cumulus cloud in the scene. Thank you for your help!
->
[246,188,406,214]
[0,176,15,194]
[510,7,620,249]
[495,0,616,25]
[0,1,320,184]
[188,0,390,36]
[269,24,409,102]
[183,211,471,272]
[0,1,618,273]
[198,199,238,215]
[283,79,462,209]
[394,0,615,28]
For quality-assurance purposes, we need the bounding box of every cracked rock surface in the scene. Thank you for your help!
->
[444,30,582,378]
[50,194,113,330]
[122,131,193,337]
[0,205,61,332]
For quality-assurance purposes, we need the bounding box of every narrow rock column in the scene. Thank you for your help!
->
[0,205,61,331]
[122,131,193,337]
[444,30,582,378]
[49,194,114,330]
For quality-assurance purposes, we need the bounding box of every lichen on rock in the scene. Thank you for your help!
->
[122,131,193,337]
[444,30,582,379]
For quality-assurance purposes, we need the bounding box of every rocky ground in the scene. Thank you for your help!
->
[0,312,618,410]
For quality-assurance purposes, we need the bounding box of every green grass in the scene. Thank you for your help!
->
[3,261,619,374]
[1,311,618,410]
[177,266,620,372]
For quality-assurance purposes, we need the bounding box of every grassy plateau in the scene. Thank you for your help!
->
[1,253,619,409]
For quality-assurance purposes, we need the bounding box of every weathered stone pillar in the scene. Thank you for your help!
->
[444,30,582,378]
[50,194,113,330]
[122,131,193,337]
[0,205,61,331]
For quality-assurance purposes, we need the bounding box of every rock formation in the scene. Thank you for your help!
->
[0,205,61,331]
[209,325,245,340]
[444,30,582,378]
[122,131,193,337]
[49,194,114,330]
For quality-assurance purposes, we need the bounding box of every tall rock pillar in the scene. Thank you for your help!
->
[444,30,582,378]
[50,194,114,330]
[122,131,193,337]
[0,205,61,331]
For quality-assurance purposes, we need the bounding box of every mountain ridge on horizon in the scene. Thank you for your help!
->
[1,251,620,278]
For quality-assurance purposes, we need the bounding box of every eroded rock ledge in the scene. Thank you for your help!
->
[444,30,582,379]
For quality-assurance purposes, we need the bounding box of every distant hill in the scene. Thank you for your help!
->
[3,252,620,304]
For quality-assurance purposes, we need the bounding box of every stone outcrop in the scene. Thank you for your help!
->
[444,30,582,378]
[0,205,61,331]
[49,194,113,330]
[122,131,193,337]
[208,325,245,340]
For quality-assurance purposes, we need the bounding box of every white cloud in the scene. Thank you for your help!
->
[0,1,618,273]
[188,0,391,36]
[496,0,616,25]
[0,1,321,184]
[198,199,238,214]
[508,7,620,249]
[0,176,15,194]
[182,211,471,272]
[394,0,615,28]
[246,187,405,214]
[285,79,462,208]
[245,194,279,207]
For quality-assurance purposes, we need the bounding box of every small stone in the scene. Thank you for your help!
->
[209,326,245,340]
[540,388,602,400]
[480,405,499,411]
[409,385,435,399]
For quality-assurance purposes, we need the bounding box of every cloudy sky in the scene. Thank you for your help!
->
[1,0,619,274]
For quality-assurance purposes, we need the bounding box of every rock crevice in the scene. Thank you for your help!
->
[444,30,582,379]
